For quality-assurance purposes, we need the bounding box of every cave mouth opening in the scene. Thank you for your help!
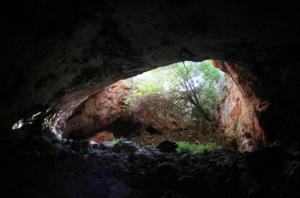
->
[100,60,234,150]
[40,59,253,152]
[12,60,260,153]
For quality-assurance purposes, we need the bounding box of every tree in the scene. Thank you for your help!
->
[171,61,221,120]
[123,60,222,129]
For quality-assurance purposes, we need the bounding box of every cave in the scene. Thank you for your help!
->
[40,60,257,151]
[1,1,300,197]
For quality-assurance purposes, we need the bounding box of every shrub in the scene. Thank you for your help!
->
[103,138,125,147]
[176,141,218,154]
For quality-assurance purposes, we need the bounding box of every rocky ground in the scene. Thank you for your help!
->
[128,129,233,148]
[1,128,300,198]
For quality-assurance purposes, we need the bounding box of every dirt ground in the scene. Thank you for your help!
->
[128,129,238,149]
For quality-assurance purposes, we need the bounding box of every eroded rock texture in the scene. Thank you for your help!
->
[61,80,129,138]
[215,60,268,140]
[1,135,300,198]
[60,80,190,140]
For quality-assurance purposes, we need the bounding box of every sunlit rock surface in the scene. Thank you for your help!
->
[215,70,264,152]
[59,79,191,140]
[214,60,266,143]
[61,80,129,138]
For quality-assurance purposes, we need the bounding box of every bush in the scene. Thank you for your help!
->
[176,141,218,154]
[103,138,125,147]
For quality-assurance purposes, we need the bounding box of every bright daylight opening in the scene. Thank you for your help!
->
[15,60,251,153]
[45,59,250,153]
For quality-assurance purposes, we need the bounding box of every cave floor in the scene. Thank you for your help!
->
[127,129,222,147]
[1,133,300,198]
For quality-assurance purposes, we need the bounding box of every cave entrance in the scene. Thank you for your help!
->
[105,60,229,148]
[42,60,253,152]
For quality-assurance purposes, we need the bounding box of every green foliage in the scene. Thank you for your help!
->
[124,60,224,120]
[134,81,159,96]
[120,96,132,110]
[199,60,221,82]
[176,141,218,154]
[103,138,125,147]
[175,60,221,112]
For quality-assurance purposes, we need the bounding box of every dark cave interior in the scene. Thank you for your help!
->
[1,1,300,197]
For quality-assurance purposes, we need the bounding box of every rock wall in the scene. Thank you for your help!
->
[124,94,191,132]
[61,80,129,138]
[59,80,189,139]
[215,75,263,150]
[214,60,268,144]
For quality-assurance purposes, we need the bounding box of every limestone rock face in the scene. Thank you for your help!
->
[214,60,267,142]
[60,80,190,139]
[85,131,115,144]
[124,94,190,132]
[62,80,130,138]
[215,71,263,144]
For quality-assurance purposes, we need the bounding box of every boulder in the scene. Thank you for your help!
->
[157,141,178,153]
[112,141,139,154]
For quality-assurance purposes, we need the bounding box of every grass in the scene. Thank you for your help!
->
[103,138,125,147]
[103,138,218,154]
[176,141,218,154]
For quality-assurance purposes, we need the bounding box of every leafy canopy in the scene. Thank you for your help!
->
[124,60,224,118]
